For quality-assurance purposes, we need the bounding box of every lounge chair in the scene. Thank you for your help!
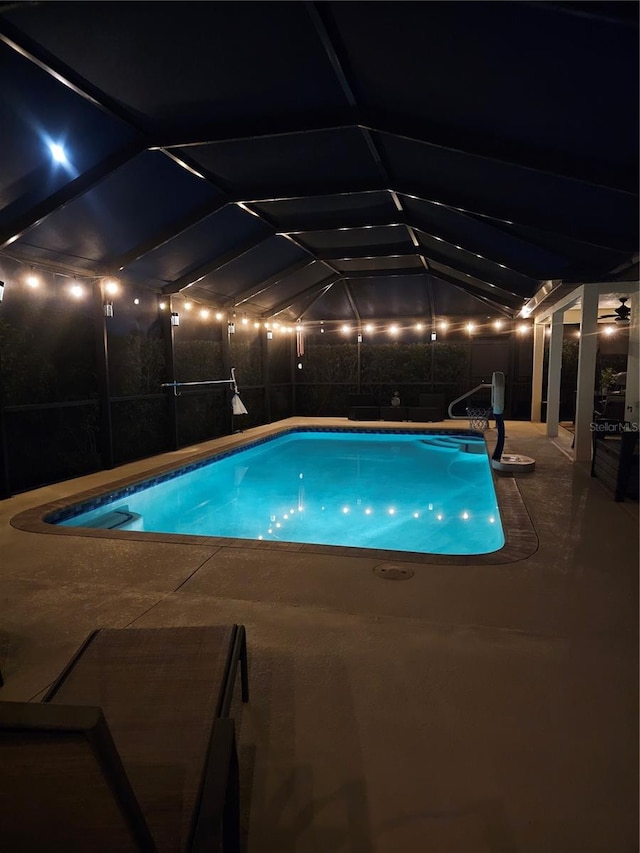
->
[0,624,249,852]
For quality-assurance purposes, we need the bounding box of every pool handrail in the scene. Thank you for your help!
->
[447,382,492,419]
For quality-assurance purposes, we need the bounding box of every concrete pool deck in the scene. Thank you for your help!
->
[0,418,638,851]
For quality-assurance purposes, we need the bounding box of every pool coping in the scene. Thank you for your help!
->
[10,424,538,566]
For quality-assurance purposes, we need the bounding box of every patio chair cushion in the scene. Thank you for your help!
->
[0,625,248,852]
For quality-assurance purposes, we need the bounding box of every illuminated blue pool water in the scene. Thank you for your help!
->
[55,430,505,555]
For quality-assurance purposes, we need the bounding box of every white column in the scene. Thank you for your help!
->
[624,290,639,425]
[574,286,599,461]
[531,322,545,422]
[546,310,563,437]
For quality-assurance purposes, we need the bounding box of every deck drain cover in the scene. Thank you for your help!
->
[373,564,415,581]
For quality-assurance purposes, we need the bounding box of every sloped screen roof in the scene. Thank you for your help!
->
[0,1,637,325]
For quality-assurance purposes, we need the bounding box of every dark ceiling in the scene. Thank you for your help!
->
[0,1,637,325]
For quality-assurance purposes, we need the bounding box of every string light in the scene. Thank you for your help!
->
[493,319,504,330]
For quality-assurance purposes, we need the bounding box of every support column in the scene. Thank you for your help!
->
[624,291,639,426]
[0,343,10,498]
[262,330,272,423]
[222,321,233,434]
[531,321,545,422]
[94,282,114,469]
[574,286,599,462]
[546,310,563,437]
[162,298,179,451]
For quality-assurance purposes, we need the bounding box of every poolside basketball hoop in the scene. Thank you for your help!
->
[467,406,492,432]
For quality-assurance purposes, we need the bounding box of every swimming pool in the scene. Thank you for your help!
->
[53,429,504,556]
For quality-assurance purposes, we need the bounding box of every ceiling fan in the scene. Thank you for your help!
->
[599,297,631,323]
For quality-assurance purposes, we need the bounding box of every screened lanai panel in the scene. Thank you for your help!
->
[298,224,410,252]
[374,132,638,254]
[428,261,522,312]
[181,128,381,197]
[302,281,353,322]
[2,3,350,132]
[336,256,423,273]
[250,191,398,231]
[496,221,631,279]
[431,279,504,319]
[187,236,308,302]
[347,275,433,319]
[416,233,537,299]
[244,261,335,314]
[326,2,638,190]
[128,204,272,283]
[9,151,219,269]
[0,41,135,231]
[400,195,584,281]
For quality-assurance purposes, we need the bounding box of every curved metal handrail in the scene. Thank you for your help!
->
[447,382,492,419]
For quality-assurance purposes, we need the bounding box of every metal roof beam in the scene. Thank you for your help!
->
[431,273,516,318]
[295,278,341,321]
[343,281,361,323]
[163,234,271,294]
[431,276,521,315]
[0,141,146,250]
[342,268,427,280]
[305,2,358,107]
[103,198,229,274]
[0,20,145,128]
[266,273,340,318]
[314,242,415,260]
[227,258,318,308]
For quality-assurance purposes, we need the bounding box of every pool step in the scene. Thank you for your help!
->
[419,436,486,454]
[88,507,143,530]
